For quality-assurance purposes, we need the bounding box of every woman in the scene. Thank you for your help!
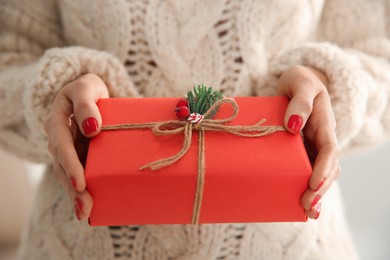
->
[1,0,389,259]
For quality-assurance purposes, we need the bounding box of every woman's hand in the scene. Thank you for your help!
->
[44,73,109,220]
[277,65,340,220]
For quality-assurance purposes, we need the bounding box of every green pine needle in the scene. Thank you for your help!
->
[186,84,223,118]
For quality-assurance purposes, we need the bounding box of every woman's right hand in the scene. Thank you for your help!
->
[44,73,109,220]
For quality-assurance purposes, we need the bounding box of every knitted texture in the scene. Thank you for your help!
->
[1,0,390,259]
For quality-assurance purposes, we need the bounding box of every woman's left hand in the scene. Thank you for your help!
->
[277,65,340,220]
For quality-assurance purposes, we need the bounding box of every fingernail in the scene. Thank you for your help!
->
[70,177,77,190]
[75,197,83,211]
[310,195,321,210]
[82,117,98,135]
[313,178,326,192]
[287,114,303,134]
[314,202,321,220]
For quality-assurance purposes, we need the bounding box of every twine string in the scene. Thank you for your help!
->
[101,98,286,224]
[140,123,193,171]
[193,128,205,224]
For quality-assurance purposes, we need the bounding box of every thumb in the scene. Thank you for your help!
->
[64,74,110,137]
[277,66,328,135]
[284,94,314,134]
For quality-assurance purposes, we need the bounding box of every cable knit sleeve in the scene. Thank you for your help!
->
[263,0,390,152]
[0,0,139,163]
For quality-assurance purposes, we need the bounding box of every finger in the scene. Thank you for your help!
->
[302,157,339,220]
[306,160,340,221]
[53,162,91,222]
[46,96,86,193]
[54,160,93,221]
[282,86,324,134]
[301,157,340,212]
[313,160,340,194]
[308,140,339,192]
[52,161,76,199]
[53,156,93,221]
[277,66,326,134]
[63,73,109,138]
[306,201,322,220]
[74,190,93,220]
[300,93,339,219]
[301,134,339,213]
[307,91,338,190]
[284,94,315,134]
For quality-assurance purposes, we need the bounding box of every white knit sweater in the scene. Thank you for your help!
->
[1,0,390,259]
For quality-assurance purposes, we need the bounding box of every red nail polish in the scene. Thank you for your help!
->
[75,197,83,211]
[313,178,326,192]
[82,117,98,135]
[287,114,303,134]
[310,195,321,210]
[70,177,77,190]
[314,202,321,220]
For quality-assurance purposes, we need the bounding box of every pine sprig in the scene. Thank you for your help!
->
[187,84,223,118]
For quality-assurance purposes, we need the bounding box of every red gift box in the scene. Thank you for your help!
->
[85,96,312,226]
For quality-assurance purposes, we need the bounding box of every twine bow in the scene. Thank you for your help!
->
[101,98,286,224]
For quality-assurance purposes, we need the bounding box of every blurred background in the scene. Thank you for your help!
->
[339,144,390,260]
[0,143,389,260]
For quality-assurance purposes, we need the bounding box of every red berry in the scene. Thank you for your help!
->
[176,99,189,108]
[175,106,190,119]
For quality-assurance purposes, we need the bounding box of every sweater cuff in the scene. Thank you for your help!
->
[263,42,377,148]
[23,46,139,161]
